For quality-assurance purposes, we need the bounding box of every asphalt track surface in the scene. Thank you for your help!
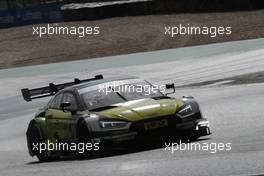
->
[0,38,264,176]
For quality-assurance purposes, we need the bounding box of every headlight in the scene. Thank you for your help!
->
[100,121,128,128]
[176,104,194,118]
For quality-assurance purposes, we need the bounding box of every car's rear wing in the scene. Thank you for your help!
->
[21,75,103,102]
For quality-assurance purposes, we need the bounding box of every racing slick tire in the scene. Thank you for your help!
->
[27,123,52,162]
[27,123,59,162]
[77,121,94,157]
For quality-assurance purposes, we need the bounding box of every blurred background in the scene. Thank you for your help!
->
[1,0,264,28]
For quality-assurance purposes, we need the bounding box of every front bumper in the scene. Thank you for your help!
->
[94,117,211,143]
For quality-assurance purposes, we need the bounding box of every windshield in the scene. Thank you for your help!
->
[80,81,164,111]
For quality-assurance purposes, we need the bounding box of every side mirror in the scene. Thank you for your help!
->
[60,102,71,112]
[165,83,175,95]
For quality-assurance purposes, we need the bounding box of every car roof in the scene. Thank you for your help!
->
[62,76,139,91]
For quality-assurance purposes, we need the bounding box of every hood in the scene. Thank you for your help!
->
[98,98,184,122]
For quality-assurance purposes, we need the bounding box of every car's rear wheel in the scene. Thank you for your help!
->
[27,123,51,162]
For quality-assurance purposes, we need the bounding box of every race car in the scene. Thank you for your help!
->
[22,75,211,161]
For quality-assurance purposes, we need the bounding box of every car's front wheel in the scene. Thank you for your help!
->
[77,121,94,156]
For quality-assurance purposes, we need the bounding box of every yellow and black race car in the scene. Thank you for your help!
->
[22,75,211,161]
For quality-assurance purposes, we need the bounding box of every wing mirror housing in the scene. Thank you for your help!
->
[60,102,72,112]
[165,83,175,95]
